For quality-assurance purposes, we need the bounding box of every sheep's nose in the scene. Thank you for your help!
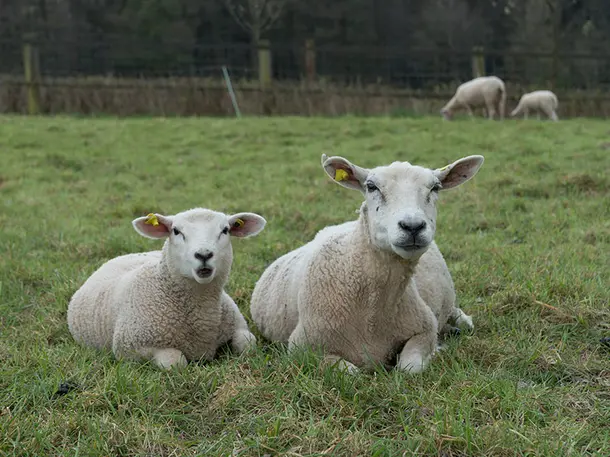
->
[194,250,214,262]
[398,218,427,235]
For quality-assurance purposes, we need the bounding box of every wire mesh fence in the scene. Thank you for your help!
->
[3,33,610,89]
[1,31,610,117]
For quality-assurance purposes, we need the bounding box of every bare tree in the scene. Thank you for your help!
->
[223,0,290,46]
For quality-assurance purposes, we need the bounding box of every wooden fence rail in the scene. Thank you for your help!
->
[2,75,610,118]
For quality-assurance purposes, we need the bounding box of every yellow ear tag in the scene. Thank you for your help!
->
[439,165,450,172]
[145,213,159,226]
[335,169,349,181]
[233,218,245,228]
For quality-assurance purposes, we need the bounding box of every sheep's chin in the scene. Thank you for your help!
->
[391,244,429,261]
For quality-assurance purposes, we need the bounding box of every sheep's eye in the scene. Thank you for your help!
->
[221,226,229,235]
[431,183,442,192]
[366,181,379,192]
[172,228,181,236]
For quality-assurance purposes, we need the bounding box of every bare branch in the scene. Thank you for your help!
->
[259,0,287,33]
[223,0,254,33]
[223,0,291,39]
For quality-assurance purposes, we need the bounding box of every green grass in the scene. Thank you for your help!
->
[0,115,608,457]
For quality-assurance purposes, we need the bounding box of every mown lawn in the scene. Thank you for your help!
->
[0,115,608,457]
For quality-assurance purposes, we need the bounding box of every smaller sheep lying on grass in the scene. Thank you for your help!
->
[251,154,484,374]
[441,76,506,121]
[511,90,559,121]
[67,207,266,369]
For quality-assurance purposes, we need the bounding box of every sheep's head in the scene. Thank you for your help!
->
[133,208,266,284]
[321,154,484,261]
[440,108,452,121]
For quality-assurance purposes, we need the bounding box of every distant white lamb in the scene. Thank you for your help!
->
[441,76,506,121]
[67,207,266,369]
[250,154,484,374]
[511,90,559,121]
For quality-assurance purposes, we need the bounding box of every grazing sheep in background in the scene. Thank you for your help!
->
[441,76,506,121]
[511,90,559,121]
[67,207,266,369]
[250,153,484,374]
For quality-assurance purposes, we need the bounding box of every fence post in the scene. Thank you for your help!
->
[258,39,272,87]
[305,39,316,83]
[22,42,41,115]
[471,46,485,79]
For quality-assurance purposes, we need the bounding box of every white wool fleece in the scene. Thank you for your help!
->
[251,154,483,374]
[67,207,266,369]
[441,76,506,121]
[511,90,559,121]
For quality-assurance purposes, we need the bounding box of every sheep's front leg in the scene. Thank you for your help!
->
[113,332,187,370]
[396,295,438,374]
[288,323,358,374]
[136,347,187,370]
[222,294,257,354]
[451,307,474,331]
[523,108,529,120]
[397,331,437,374]
[231,327,257,354]
[322,355,359,374]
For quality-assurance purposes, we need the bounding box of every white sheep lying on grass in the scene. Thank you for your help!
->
[441,76,506,121]
[511,90,559,121]
[250,154,484,374]
[67,207,266,369]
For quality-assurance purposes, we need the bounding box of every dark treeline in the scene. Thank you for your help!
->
[1,0,610,89]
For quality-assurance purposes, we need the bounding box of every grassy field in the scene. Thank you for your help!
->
[0,115,608,457]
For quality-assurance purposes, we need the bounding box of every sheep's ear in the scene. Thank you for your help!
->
[132,213,173,239]
[321,154,369,192]
[434,155,484,190]
[228,212,266,238]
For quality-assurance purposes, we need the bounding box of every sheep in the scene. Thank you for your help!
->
[250,154,484,374]
[441,76,506,121]
[510,90,559,121]
[67,207,266,369]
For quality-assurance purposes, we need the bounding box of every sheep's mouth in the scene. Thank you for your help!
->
[392,242,430,259]
[195,267,214,279]
[403,244,427,251]
[394,240,429,251]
